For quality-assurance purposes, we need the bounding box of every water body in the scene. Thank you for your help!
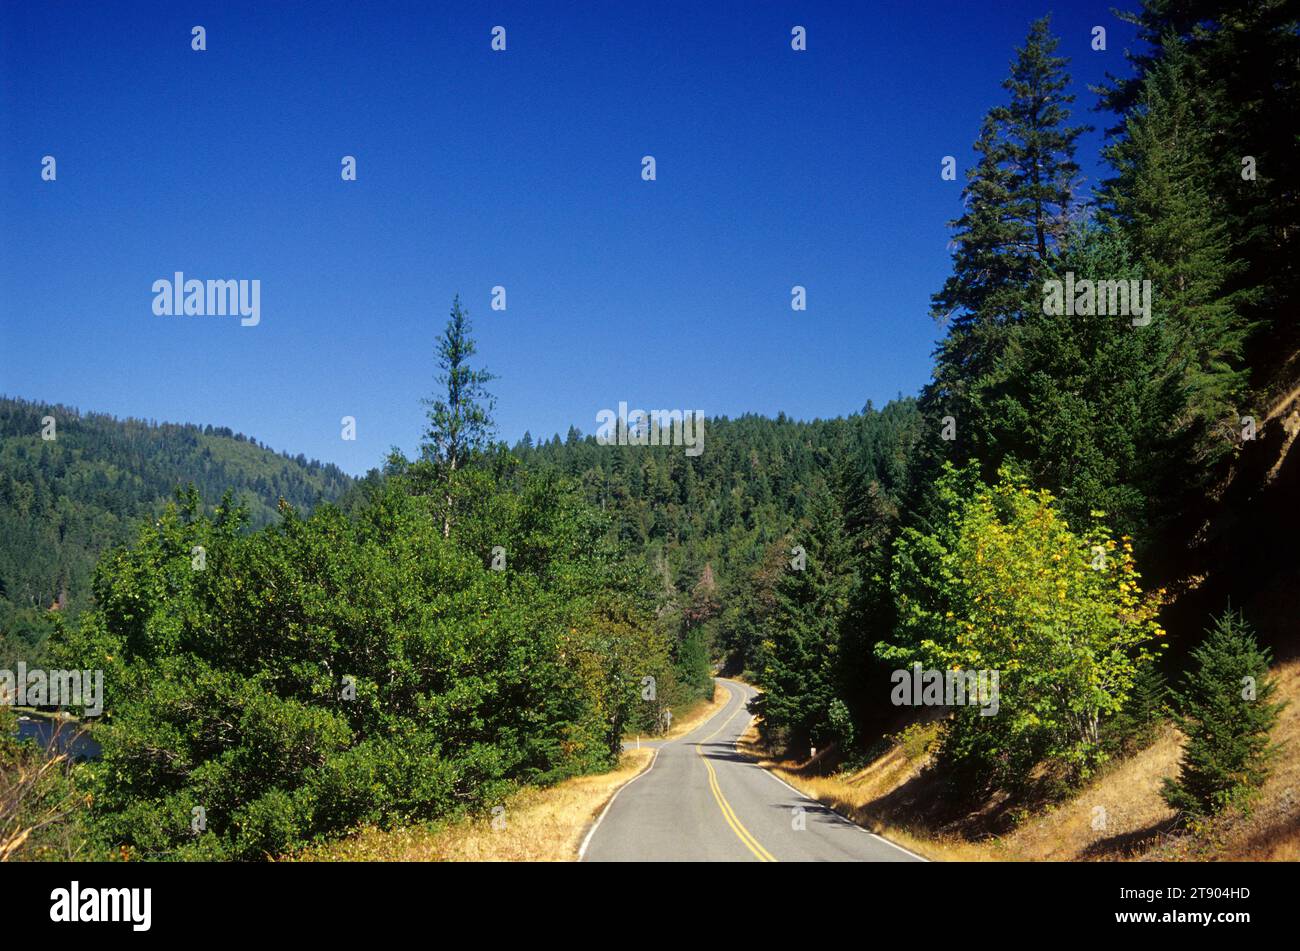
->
[14,714,102,760]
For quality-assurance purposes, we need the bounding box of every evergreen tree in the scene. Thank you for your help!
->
[1103,658,1168,755]
[421,295,497,536]
[751,483,855,751]
[421,295,496,473]
[1102,41,1249,451]
[973,225,1193,540]
[1100,0,1299,384]
[1162,609,1285,820]
[929,15,1089,438]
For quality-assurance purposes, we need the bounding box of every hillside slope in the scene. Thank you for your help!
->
[0,395,352,663]
[753,655,1300,862]
[751,391,1300,862]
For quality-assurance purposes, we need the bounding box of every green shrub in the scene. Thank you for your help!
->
[56,466,675,860]
[877,464,1165,785]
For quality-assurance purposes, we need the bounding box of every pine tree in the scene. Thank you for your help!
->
[1099,0,1299,386]
[1162,610,1285,820]
[1103,658,1168,755]
[421,295,496,536]
[973,224,1193,539]
[1102,41,1249,451]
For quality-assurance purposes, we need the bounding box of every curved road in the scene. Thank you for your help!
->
[581,679,925,862]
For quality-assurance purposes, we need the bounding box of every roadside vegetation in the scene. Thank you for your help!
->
[726,3,1299,860]
[0,707,93,861]
[744,649,1299,862]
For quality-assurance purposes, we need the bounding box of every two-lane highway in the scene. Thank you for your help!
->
[580,679,925,862]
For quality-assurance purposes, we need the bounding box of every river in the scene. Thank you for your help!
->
[13,714,102,760]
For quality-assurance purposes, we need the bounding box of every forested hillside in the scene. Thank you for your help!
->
[0,396,352,665]
[515,399,924,675]
[4,0,1295,866]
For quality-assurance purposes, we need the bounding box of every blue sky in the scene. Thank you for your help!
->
[1,1,1138,476]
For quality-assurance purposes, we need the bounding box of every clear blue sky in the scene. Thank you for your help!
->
[1,1,1137,476]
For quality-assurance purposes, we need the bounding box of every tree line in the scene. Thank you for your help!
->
[6,298,707,860]
[5,0,1293,859]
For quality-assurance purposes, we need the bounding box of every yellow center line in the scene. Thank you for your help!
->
[694,684,777,863]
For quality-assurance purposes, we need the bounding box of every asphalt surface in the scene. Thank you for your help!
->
[580,679,925,862]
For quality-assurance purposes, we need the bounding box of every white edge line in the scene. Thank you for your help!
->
[577,746,660,861]
[727,680,929,863]
[755,763,929,862]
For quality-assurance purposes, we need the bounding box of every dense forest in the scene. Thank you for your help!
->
[514,400,925,677]
[0,397,352,666]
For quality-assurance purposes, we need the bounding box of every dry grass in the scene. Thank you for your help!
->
[1,718,93,862]
[738,718,968,861]
[739,658,1300,862]
[293,746,657,862]
[293,686,728,862]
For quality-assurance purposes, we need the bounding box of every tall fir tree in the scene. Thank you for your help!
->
[973,225,1193,540]
[1102,41,1249,452]
[928,15,1089,467]
[752,482,855,750]
[1099,0,1299,385]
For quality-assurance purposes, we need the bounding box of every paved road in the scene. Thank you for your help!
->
[581,679,925,862]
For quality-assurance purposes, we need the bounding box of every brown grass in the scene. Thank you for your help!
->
[293,685,728,862]
[293,746,657,862]
[739,658,1300,862]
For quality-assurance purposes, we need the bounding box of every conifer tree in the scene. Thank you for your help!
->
[928,15,1088,466]
[1102,42,1248,449]
[1103,658,1168,755]
[752,483,855,750]
[421,295,496,536]
[422,296,496,473]
[1162,609,1284,820]
[1100,0,1299,383]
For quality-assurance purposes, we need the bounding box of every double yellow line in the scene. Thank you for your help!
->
[693,685,777,862]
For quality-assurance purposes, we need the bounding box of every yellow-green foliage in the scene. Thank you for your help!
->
[880,464,1165,781]
[892,722,942,762]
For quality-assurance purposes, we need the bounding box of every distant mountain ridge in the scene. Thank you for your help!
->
[0,395,352,664]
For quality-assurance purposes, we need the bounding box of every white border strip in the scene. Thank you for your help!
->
[755,763,929,862]
[724,679,928,862]
[577,747,660,861]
